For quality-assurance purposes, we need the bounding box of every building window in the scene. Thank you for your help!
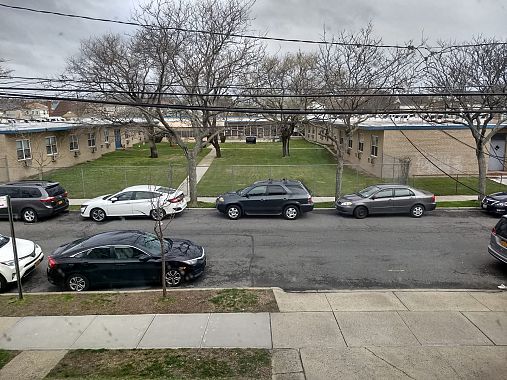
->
[69,135,79,151]
[45,136,58,155]
[339,130,344,145]
[371,135,379,157]
[16,139,32,160]
[348,137,353,149]
[104,128,109,144]
[358,133,364,152]
[87,132,96,147]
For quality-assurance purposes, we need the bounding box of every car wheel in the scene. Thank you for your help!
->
[410,204,425,218]
[0,275,7,293]
[283,205,300,220]
[353,206,368,219]
[150,209,166,221]
[66,273,89,292]
[90,208,106,222]
[165,268,182,287]
[21,208,38,223]
[226,205,241,220]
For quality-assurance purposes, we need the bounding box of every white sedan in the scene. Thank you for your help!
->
[80,185,187,222]
[0,234,44,292]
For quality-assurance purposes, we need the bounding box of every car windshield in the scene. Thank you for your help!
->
[236,187,249,196]
[0,235,9,248]
[357,186,380,198]
[139,233,172,256]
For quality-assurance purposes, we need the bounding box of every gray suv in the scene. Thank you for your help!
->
[0,181,69,223]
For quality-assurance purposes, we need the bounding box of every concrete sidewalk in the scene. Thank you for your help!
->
[0,289,505,379]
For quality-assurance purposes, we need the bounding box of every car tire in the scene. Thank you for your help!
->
[0,275,7,293]
[353,206,368,219]
[165,268,182,287]
[226,205,241,220]
[150,209,166,221]
[21,208,38,223]
[90,208,106,222]
[410,204,425,218]
[66,273,89,292]
[283,205,300,220]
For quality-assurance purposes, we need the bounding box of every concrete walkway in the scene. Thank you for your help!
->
[176,147,217,195]
[0,290,505,379]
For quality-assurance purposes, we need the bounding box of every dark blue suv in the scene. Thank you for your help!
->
[215,179,314,220]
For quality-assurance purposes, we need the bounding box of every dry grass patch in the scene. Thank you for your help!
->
[0,289,278,317]
[46,348,271,380]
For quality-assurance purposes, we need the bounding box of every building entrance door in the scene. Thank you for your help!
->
[488,135,506,171]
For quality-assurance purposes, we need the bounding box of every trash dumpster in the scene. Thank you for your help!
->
[245,136,256,144]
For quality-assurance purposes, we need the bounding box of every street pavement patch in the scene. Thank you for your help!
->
[274,290,331,312]
[399,311,493,346]
[463,311,507,345]
[326,292,407,311]
[469,291,507,311]
[395,291,490,311]
[334,311,419,347]
[271,312,345,349]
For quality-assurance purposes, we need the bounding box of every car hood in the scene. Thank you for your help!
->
[0,238,36,261]
[337,194,363,203]
[218,191,241,200]
[486,192,507,201]
[167,238,204,260]
[82,194,111,206]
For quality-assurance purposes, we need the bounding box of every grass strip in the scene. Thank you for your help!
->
[0,289,278,317]
[46,348,271,380]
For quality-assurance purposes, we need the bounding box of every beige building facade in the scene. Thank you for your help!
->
[0,122,144,182]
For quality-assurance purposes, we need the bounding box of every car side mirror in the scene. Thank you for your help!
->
[110,197,118,203]
[244,193,249,198]
[371,195,377,200]
[138,254,151,262]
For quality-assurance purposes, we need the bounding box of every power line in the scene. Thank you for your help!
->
[2,91,507,115]
[0,3,419,50]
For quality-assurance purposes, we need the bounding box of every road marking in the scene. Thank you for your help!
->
[388,269,405,272]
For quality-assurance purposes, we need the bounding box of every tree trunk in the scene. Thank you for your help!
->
[476,144,488,201]
[282,135,289,157]
[186,152,198,206]
[149,134,159,158]
[210,135,221,158]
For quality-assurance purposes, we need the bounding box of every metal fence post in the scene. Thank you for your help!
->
[456,174,459,194]
[81,168,86,198]
[124,167,128,188]
[168,164,173,187]
[231,165,235,191]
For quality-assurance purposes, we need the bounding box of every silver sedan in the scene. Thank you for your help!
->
[335,184,436,219]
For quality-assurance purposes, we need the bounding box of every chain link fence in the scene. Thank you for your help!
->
[0,161,410,199]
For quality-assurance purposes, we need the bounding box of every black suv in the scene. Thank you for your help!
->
[0,181,69,223]
[215,179,314,220]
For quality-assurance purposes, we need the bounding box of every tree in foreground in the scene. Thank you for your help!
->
[423,38,507,199]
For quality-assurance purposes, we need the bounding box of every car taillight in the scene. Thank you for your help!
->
[63,191,68,197]
[48,256,56,269]
[40,196,55,203]
[492,227,497,236]
[431,195,436,202]
[169,194,183,203]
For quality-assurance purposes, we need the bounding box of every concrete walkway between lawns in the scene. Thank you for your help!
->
[0,289,505,379]
[176,146,216,196]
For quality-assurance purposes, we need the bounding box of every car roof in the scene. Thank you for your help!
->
[122,185,162,192]
[252,179,304,186]
[374,184,412,189]
[2,180,59,188]
[64,230,148,253]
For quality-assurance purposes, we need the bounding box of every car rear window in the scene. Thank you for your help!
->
[495,218,507,238]
[286,184,309,195]
[46,184,66,196]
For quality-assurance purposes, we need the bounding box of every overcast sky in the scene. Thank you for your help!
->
[0,0,506,77]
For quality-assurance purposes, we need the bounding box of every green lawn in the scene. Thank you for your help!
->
[38,139,507,198]
[198,140,379,196]
[40,143,209,198]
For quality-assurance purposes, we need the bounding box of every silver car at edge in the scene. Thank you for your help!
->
[335,184,436,219]
[489,216,507,264]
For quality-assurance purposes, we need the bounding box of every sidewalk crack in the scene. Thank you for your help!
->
[200,313,212,349]
[365,347,416,379]
[135,314,156,349]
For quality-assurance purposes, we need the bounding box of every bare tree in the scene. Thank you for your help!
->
[0,58,11,77]
[317,24,416,199]
[67,0,263,206]
[423,37,507,199]
[251,52,318,157]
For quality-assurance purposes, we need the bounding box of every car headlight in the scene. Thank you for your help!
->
[80,205,88,213]
[497,202,506,207]
[341,201,353,206]
[182,258,198,265]
[217,197,224,203]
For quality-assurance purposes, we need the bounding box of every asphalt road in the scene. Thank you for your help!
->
[1,209,506,292]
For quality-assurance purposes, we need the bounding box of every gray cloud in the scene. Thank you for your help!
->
[0,0,506,76]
